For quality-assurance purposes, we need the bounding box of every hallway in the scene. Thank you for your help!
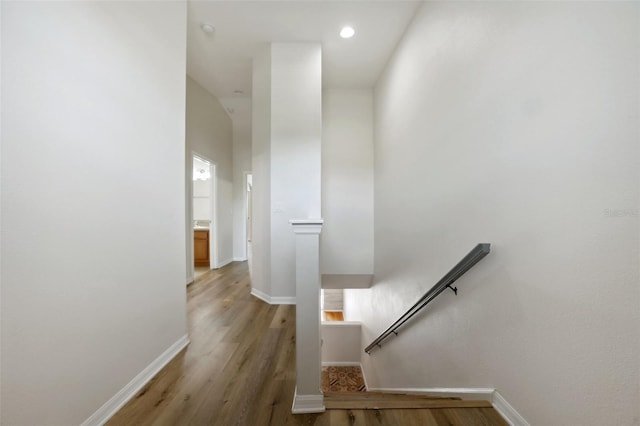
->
[107,261,301,425]
[108,262,507,425]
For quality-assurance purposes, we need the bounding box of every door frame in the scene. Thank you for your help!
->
[191,152,218,281]
[243,171,252,261]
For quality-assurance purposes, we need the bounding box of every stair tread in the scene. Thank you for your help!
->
[324,396,492,410]
[323,391,491,410]
[324,399,493,410]
[323,391,460,401]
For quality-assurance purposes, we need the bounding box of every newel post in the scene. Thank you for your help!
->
[290,219,325,414]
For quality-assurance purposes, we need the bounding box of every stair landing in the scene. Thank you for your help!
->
[321,366,494,411]
[324,391,493,410]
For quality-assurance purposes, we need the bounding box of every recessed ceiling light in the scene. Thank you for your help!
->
[340,26,355,39]
[200,23,215,34]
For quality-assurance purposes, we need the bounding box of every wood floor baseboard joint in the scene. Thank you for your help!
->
[81,334,190,426]
[365,386,528,425]
[492,390,530,426]
[251,287,296,305]
[291,387,326,414]
[366,386,495,401]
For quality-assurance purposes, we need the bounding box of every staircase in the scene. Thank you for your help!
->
[322,391,508,425]
[323,391,492,410]
[315,258,509,423]
[321,366,494,411]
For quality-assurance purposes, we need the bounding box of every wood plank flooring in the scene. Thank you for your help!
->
[108,261,508,426]
[322,311,345,321]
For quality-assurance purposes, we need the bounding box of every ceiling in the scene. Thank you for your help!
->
[186,0,422,127]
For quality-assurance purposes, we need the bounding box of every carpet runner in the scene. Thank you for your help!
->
[321,366,366,393]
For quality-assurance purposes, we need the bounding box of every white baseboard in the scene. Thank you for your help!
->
[271,296,296,305]
[361,363,369,390]
[81,334,190,426]
[233,256,247,262]
[251,288,296,305]
[186,276,194,286]
[321,321,361,327]
[366,386,495,401]
[250,288,271,303]
[492,390,529,426]
[365,385,527,425]
[291,387,325,414]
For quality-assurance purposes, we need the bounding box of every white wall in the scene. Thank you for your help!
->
[346,2,640,425]
[322,323,361,364]
[250,47,272,298]
[185,76,233,275]
[251,44,322,301]
[232,122,251,261]
[270,43,322,299]
[1,2,188,424]
[321,89,374,274]
[192,178,211,221]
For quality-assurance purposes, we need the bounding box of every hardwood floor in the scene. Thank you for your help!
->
[322,311,345,321]
[108,261,507,426]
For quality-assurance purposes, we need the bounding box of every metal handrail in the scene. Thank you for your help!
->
[364,243,491,354]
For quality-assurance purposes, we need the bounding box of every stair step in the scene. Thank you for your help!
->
[324,391,459,401]
[323,392,492,410]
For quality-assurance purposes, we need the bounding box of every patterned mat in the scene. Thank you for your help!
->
[321,366,367,393]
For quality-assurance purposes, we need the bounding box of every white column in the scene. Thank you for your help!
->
[290,219,324,414]
[251,43,322,303]
[270,44,322,300]
[250,46,273,300]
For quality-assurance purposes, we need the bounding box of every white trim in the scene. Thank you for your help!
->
[210,161,218,269]
[321,321,361,327]
[186,276,194,286]
[362,386,527,424]
[250,288,296,305]
[81,334,190,426]
[291,387,325,414]
[492,390,529,426]
[188,155,195,286]
[271,296,296,305]
[241,170,251,261]
[250,287,271,304]
[290,218,324,225]
[233,256,247,262]
[366,386,495,401]
[290,219,324,235]
[361,363,369,391]
[191,152,218,272]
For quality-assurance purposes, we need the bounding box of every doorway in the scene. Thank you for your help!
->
[192,153,217,281]
[245,173,253,264]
